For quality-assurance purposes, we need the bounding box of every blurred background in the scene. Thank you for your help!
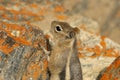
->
[0,0,120,43]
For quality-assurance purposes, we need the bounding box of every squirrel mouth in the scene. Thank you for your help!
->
[65,36,71,39]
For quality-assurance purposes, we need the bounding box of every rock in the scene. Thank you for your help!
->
[97,56,120,80]
[0,21,49,80]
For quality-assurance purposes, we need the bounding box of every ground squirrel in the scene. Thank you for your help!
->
[48,21,83,80]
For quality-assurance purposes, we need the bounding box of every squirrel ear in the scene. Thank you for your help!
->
[73,27,80,34]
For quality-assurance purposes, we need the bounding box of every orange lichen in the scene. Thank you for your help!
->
[38,7,46,16]
[0,31,20,54]
[9,9,19,15]
[105,49,114,54]
[8,9,35,17]
[22,75,27,80]
[0,5,43,21]
[56,15,67,20]
[100,73,109,80]
[94,45,101,55]
[78,52,85,58]
[0,6,6,10]
[30,3,38,8]
[109,73,113,79]
[0,20,48,79]
[42,59,48,79]
[14,37,31,45]
[79,24,87,31]
[78,42,119,58]
[0,23,30,45]
[78,48,84,51]
[106,64,113,72]
[113,58,120,69]
[114,77,118,80]
[100,57,120,79]
[27,62,42,80]
[86,47,93,52]
[0,21,46,54]
[103,50,114,57]
[43,59,48,70]
[0,43,19,54]
[2,22,26,31]
[85,46,101,58]
[33,70,40,80]
[15,3,20,7]
[77,40,81,46]
[100,36,106,50]
[54,5,65,13]
[1,14,11,20]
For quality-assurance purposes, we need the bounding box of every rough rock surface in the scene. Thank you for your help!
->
[77,30,120,80]
[0,21,49,80]
[97,56,120,80]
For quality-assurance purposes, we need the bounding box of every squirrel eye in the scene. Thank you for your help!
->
[55,25,63,32]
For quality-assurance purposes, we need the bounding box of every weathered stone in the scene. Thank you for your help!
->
[0,21,49,80]
[97,56,120,80]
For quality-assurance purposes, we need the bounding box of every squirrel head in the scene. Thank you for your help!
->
[50,21,80,40]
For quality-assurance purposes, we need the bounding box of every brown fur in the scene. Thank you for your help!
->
[48,21,83,80]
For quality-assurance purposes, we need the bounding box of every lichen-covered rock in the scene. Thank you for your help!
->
[76,29,120,80]
[0,21,49,80]
[97,56,120,80]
